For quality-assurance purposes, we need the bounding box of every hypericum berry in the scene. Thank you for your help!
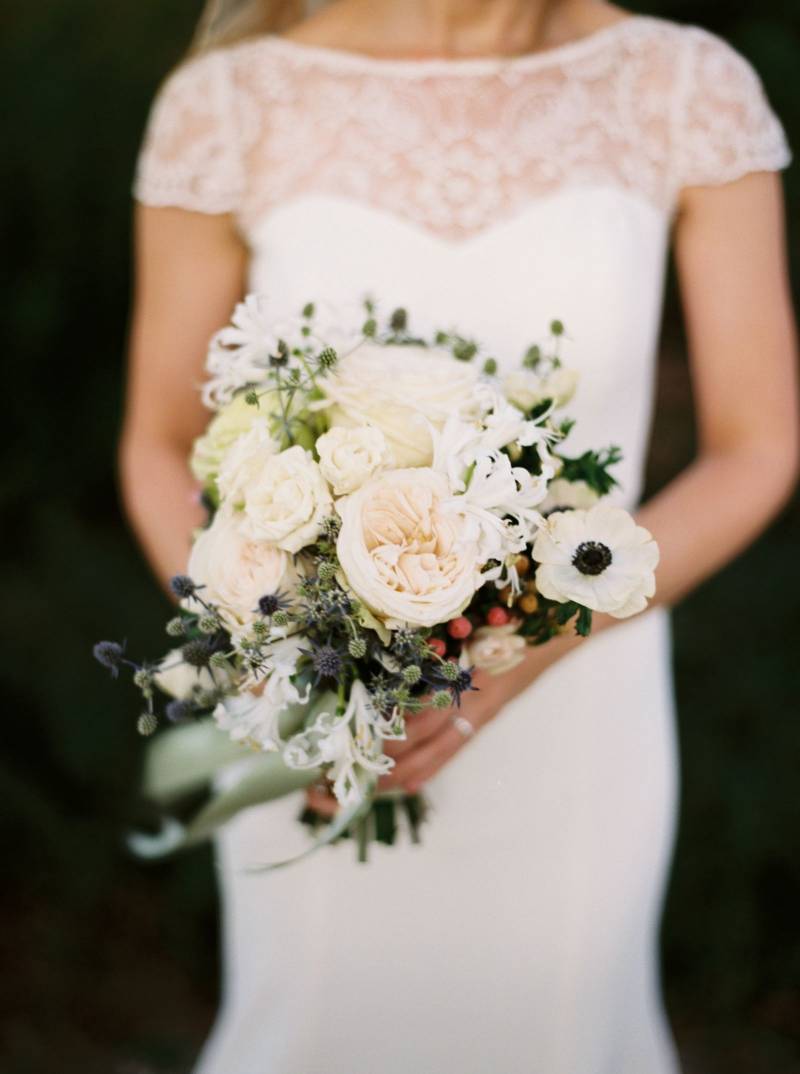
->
[427,638,447,658]
[137,712,158,736]
[348,637,367,659]
[447,617,473,640]
[170,575,196,599]
[514,554,531,577]
[402,665,422,685]
[486,606,511,627]
[519,593,539,614]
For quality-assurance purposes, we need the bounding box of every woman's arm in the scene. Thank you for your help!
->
[119,205,247,591]
[369,171,799,798]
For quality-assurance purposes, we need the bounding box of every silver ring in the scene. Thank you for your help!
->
[451,715,475,740]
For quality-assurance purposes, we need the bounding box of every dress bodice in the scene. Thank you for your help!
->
[134,16,789,508]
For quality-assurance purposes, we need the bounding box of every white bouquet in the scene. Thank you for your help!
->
[96,298,658,864]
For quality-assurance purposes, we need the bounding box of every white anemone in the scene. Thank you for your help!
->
[532,505,659,618]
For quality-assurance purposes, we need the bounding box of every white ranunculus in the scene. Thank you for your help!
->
[466,623,528,676]
[235,445,332,553]
[539,478,601,515]
[322,342,481,467]
[316,425,391,496]
[532,505,659,618]
[336,468,482,629]
[154,649,217,698]
[504,366,579,412]
[188,507,297,629]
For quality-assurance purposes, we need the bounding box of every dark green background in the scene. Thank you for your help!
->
[2,2,798,1072]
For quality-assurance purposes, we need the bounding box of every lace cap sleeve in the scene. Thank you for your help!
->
[675,29,791,194]
[133,49,243,214]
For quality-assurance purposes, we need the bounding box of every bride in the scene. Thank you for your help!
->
[121,1,798,1071]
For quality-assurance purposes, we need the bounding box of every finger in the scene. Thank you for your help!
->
[305,786,339,817]
[383,706,453,760]
[384,723,466,793]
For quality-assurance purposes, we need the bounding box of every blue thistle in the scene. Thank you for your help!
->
[257,589,292,617]
[93,640,125,678]
[170,575,197,599]
[182,639,213,668]
[165,699,191,723]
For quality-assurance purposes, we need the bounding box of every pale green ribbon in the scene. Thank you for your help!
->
[128,692,367,869]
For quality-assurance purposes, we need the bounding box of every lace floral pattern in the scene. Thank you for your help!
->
[134,17,791,240]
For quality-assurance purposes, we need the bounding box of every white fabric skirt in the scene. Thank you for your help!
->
[196,608,681,1074]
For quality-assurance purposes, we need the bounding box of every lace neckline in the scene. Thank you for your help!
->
[264,14,658,78]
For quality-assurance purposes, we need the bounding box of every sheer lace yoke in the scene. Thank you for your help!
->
[135,16,790,241]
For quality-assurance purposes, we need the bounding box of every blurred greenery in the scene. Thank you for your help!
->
[1,2,798,1072]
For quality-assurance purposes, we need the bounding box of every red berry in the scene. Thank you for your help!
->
[447,617,473,640]
[428,637,447,658]
[487,606,511,627]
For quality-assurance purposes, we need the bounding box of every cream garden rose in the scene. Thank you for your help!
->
[234,445,332,553]
[187,507,297,628]
[336,468,482,629]
[504,366,579,411]
[316,424,391,495]
[322,342,481,467]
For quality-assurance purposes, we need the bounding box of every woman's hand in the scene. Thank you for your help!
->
[304,637,578,817]
[378,669,510,794]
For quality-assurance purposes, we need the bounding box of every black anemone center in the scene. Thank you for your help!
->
[572,541,613,576]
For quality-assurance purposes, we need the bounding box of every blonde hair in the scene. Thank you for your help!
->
[189,0,313,53]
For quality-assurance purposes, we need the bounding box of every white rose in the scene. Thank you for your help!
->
[154,649,217,698]
[190,391,267,491]
[316,425,391,495]
[188,507,297,628]
[215,417,280,504]
[322,342,481,467]
[236,444,332,553]
[336,468,482,629]
[504,366,579,411]
[466,623,527,676]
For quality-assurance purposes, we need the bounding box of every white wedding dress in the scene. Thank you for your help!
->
[135,16,790,1073]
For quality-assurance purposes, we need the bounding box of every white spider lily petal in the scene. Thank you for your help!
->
[214,692,285,752]
[283,681,393,805]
